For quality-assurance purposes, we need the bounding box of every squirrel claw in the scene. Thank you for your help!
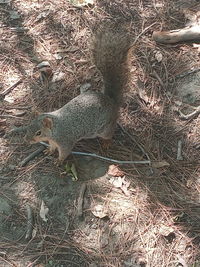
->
[44,147,56,156]
[44,149,50,155]
[44,149,53,156]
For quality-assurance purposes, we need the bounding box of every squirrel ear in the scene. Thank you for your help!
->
[42,117,53,129]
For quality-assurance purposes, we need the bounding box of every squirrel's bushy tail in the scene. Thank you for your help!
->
[93,21,132,104]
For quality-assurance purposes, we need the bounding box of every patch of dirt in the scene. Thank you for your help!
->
[176,72,200,104]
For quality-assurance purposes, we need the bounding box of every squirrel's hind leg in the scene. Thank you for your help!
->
[98,123,116,140]
[98,125,115,150]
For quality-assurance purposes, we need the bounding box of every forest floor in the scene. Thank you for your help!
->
[0,0,200,266]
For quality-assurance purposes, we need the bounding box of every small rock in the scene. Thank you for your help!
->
[91,204,108,219]
[52,71,65,82]
[80,83,91,93]
[36,11,49,21]
[9,11,21,20]
[54,53,63,60]
[90,223,98,229]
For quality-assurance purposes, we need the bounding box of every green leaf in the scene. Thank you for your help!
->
[71,163,78,181]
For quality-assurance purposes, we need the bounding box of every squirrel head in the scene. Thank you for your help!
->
[25,115,53,144]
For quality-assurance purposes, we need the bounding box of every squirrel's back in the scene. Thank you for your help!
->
[92,21,132,104]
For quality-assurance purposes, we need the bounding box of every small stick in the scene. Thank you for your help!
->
[151,70,165,89]
[175,68,200,79]
[177,140,183,161]
[77,183,87,220]
[0,115,24,119]
[153,25,200,44]
[178,106,200,120]
[20,145,46,167]
[3,105,32,110]
[25,204,34,241]
[0,79,23,98]
[133,22,157,46]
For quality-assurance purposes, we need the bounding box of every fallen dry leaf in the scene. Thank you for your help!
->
[154,51,163,62]
[109,177,123,188]
[91,204,108,219]
[107,164,124,177]
[39,200,49,222]
[109,176,131,196]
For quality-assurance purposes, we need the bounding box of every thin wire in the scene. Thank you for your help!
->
[39,142,150,165]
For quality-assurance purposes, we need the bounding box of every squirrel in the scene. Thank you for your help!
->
[24,22,132,164]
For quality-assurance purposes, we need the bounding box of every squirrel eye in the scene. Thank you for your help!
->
[36,130,41,136]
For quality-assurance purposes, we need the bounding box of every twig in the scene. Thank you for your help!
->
[177,140,183,161]
[77,183,87,220]
[133,22,157,45]
[175,68,200,79]
[2,105,32,110]
[151,70,165,89]
[20,145,46,167]
[0,115,24,119]
[178,106,200,120]
[25,204,34,241]
[153,25,200,44]
[0,256,14,267]
[0,78,23,99]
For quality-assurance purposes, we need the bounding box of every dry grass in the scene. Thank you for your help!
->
[1,0,200,266]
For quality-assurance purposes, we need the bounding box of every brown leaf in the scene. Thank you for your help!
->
[107,164,124,177]
[91,204,108,219]
[39,200,49,222]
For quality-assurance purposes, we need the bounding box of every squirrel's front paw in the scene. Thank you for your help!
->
[44,148,54,156]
